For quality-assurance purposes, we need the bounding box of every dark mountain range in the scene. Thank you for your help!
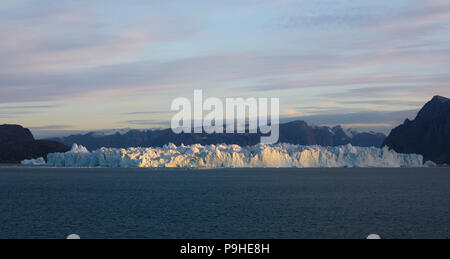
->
[0,125,70,163]
[350,131,386,148]
[383,96,450,164]
[49,120,386,151]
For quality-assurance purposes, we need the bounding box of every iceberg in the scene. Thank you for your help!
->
[38,143,426,168]
[21,157,46,166]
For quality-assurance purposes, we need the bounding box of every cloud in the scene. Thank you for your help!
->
[282,0,450,35]
[29,125,73,130]
[0,104,57,115]
[0,1,199,76]
[283,13,382,29]
[1,1,448,105]
[1,0,449,134]
[243,55,450,91]
[121,111,169,115]
[0,51,303,102]
[338,99,425,107]
[384,0,450,36]
[324,84,450,100]
[2,44,449,104]
[280,109,420,133]
[120,120,170,127]
[0,104,59,110]
[27,124,77,139]
[284,109,302,117]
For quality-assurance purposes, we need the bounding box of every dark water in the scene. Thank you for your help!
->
[0,167,449,239]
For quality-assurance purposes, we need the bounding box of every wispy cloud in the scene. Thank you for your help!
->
[1,0,449,133]
[121,111,169,115]
[0,1,199,76]
[29,125,73,130]
[282,0,450,36]
[120,120,170,127]
[2,46,449,103]
[0,105,58,110]
[338,100,425,107]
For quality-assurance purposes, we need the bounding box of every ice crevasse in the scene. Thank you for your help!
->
[24,143,430,168]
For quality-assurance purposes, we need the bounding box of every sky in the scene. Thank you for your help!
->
[0,0,449,138]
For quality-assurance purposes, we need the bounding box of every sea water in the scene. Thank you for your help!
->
[0,167,449,239]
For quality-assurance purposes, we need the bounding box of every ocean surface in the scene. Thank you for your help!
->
[0,166,449,239]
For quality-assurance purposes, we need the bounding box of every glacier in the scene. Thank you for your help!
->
[25,143,428,168]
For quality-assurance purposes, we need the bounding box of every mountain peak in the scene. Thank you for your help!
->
[0,124,70,163]
[383,95,450,164]
[0,124,35,143]
[431,95,449,103]
[415,95,450,122]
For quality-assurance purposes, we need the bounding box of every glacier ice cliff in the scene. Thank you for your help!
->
[30,143,428,168]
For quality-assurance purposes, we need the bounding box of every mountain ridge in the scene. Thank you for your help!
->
[0,124,70,163]
[383,95,450,164]
[49,120,386,151]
